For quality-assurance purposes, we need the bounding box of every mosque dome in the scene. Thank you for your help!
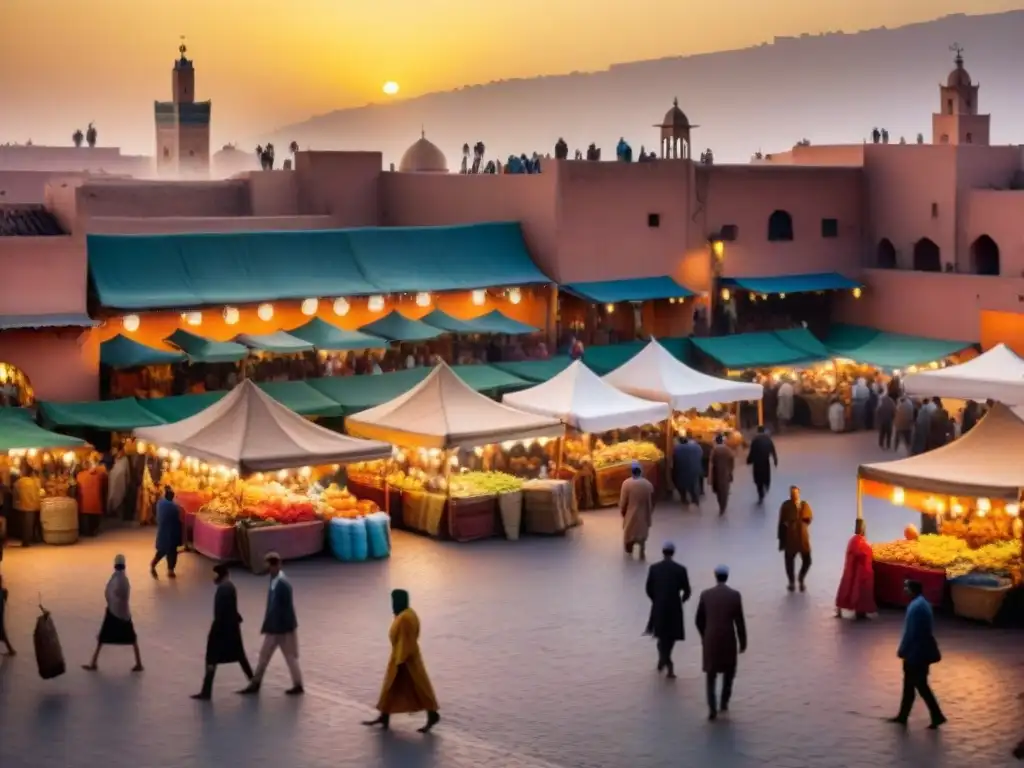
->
[947,65,972,88]
[399,132,448,173]
[660,98,690,129]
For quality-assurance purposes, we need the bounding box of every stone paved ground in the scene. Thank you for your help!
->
[1,429,1023,768]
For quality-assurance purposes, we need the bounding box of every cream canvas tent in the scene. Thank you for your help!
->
[134,379,391,473]
[903,343,1024,404]
[857,403,1024,502]
[603,339,763,411]
[502,360,670,432]
[344,363,563,449]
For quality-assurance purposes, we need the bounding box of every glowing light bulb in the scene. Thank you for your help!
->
[184,311,202,326]
[122,314,140,332]
[1006,503,1020,517]
[471,289,486,306]
[223,306,240,325]
[368,295,385,313]
[333,297,350,316]
[415,292,431,308]
[977,497,991,512]
[892,487,905,506]
[301,298,319,316]
[720,288,731,302]
[257,303,274,322]
[605,303,615,313]
[852,287,862,299]
[508,288,522,305]
[135,440,147,454]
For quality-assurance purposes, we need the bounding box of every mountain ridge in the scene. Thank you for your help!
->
[259,11,1024,165]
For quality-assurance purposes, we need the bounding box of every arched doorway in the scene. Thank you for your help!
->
[912,238,941,272]
[876,238,897,268]
[0,362,34,407]
[767,210,794,241]
[970,235,1000,275]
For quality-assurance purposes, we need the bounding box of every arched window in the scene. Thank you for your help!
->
[767,210,794,242]
[876,238,897,269]
[970,235,1000,275]
[912,238,941,272]
[0,362,34,407]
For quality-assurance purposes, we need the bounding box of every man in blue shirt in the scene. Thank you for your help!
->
[888,580,946,729]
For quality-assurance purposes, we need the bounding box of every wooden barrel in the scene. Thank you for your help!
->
[40,497,79,545]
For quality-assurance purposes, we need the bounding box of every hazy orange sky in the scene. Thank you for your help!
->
[1,0,1020,152]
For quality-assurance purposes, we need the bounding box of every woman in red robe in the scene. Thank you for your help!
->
[835,518,877,619]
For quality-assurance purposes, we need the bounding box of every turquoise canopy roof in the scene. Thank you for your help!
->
[823,324,974,370]
[256,381,343,417]
[287,318,389,351]
[40,398,166,431]
[492,357,573,383]
[419,309,482,334]
[563,276,694,303]
[692,328,830,369]
[466,309,539,335]
[307,369,432,414]
[138,393,226,423]
[101,334,186,368]
[358,311,445,342]
[583,337,692,374]
[165,329,249,364]
[0,408,88,451]
[449,364,531,395]
[0,313,98,330]
[720,272,862,295]
[234,331,314,354]
[87,223,549,310]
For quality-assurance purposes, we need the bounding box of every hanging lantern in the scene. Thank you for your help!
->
[891,487,905,506]
[507,287,522,305]
[605,303,615,314]
[977,497,992,513]
[1005,503,1020,517]
[222,306,240,325]
[184,311,202,326]
[257,303,274,322]
[720,288,731,302]
[122,314,140,332]
[415,292,431,308]
[852,287,862,299]
[368,295,385,313]
[333,297,350,316]
[301,298,319,316]
[471,289,486,306]
[779,293,786,300]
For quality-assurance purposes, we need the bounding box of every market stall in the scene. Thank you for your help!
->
[345,363,564,541]
[604,339,761,447]
[857,403,1024,619]
[0,409,90,545]
[903,343,1024,405]
[134,379,392,571]
[503,360,670,509]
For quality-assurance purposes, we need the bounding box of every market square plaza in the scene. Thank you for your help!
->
[1,429,1022,768]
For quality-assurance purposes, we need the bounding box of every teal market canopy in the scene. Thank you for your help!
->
[583,337,692,374]
[492,357,573,383]
[562,276,694,303]
[40,398,166,431]
[307,368,432,414]
[165,329,249,364]
[87,223,549,310]
[256,381,343,418]
[139,393,226,423]
[465,309,538,335]
[357,311,445,342]
[101,334,186,368]
[719,272,862,295]
[0,408,87,452]
[0,313,98,330]
[823,324,974,370]
[235,331,314,354]
[287,318,389,351]
[449,364,531,395]
[692,328,831,369]
[419,309,483,334]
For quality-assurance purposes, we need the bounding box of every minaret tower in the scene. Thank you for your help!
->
[154,37,212,177]
[932,44,989,146]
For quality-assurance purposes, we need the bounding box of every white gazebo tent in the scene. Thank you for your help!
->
[503,359,670,432]
[344,363,563,449]
[135,379,392,473]
[856,403,1024,519]
[603,339,763,414]
[902,343,1024,405]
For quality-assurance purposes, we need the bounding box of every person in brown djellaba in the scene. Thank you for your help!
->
[620,461,655,560]
[708,434,735,515]
[695,565,747,721]
[191,564,254,700]
[778,485,813,592]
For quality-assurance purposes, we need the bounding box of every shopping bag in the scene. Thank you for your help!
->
[33,601,66,680]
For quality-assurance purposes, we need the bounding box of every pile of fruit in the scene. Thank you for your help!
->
[385,468,447,493]
[592,440,664,469]
[872,534,1021,577]
[348,460,389,488]
[449,471,523,499]
[939,515,1021,550]
[164,468,204,492]
[319,484,380,519]
[243,494,318,525]
[200,496,241,523]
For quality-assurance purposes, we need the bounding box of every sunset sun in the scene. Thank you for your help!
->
[382,81,400,95]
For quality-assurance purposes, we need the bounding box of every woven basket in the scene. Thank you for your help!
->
[951,582,1010,623]
[40,497,79,546]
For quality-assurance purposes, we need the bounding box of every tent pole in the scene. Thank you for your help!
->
[757,399,764,427]
[664,417,673,499]
[556,431,565,475]
[856,475,863,521]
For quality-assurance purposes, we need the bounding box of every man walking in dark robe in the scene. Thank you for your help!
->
[696,565,747,721]
[709,435,735,516]
[671,436,703,507]
[192,564,253,700]
[745,426,778,504]
[644,542,691,678]
[778,485,813,592]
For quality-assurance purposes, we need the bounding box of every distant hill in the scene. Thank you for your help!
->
[259,12,1024,165]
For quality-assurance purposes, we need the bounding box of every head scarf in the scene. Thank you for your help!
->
[391,589,410,616]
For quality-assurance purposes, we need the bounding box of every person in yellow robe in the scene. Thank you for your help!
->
[362,589,440,733]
